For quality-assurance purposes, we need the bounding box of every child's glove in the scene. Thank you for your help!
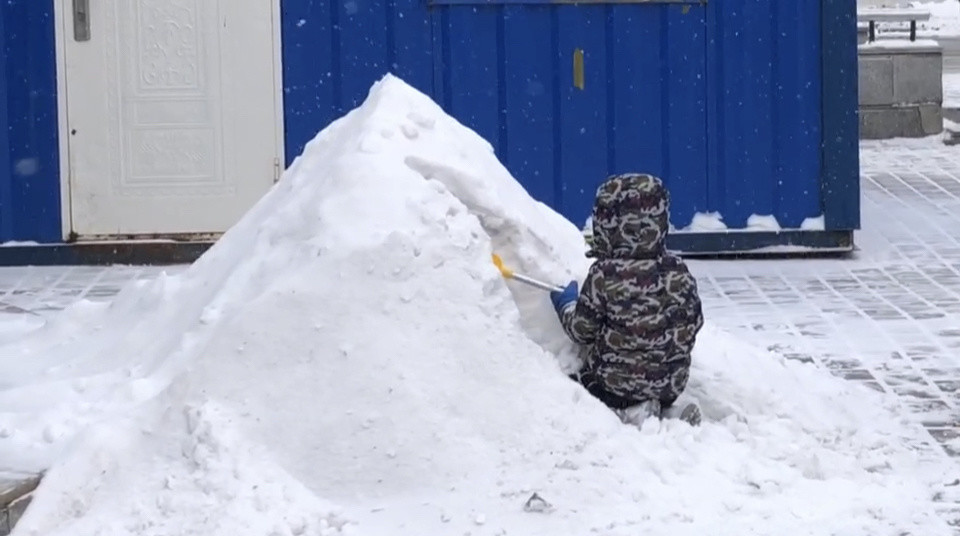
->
[550,280,579,314]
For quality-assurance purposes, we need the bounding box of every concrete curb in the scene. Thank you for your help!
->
[0,474,41,536]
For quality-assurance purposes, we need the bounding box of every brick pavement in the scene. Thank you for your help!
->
[688,135,960,530]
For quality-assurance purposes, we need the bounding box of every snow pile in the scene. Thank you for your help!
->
[0,75,953,535]
[746,214,782,231]
[859,37,942,50]
[801,215,826,231]
[681,212,728,232]
[675,213,825,232]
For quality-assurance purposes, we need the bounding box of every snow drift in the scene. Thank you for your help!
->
[0,75,952,535]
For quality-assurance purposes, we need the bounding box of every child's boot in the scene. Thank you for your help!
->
[662,395,702,427]
[617,400,661,428]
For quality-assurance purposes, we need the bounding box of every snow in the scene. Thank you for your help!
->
[859,6,933,21]
[682,212,727,232]
[742,244,848,254]
[746,214,782,231]
[0,74,953,535]
[909,0,960,37]
[858,1,959,38]
[675,213,823,233]
[0,312,45,344]
[801,215,826,231]
[859,38,942,50]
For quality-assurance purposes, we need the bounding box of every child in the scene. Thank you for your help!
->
[551,173,704,427]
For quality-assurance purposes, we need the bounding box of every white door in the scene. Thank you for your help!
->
[60,0,282,238]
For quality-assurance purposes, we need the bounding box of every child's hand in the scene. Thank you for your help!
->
[550,281,579,313]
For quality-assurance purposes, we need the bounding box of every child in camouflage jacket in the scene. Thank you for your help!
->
[551,173,704,426]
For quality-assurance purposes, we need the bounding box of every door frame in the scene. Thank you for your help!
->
[52,0,286,241]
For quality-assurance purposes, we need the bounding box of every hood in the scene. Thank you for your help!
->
[588,173,669,259]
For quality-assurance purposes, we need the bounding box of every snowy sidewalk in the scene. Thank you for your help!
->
[689,135,960,528]
[691,137,960,435]
[0,265,184,344]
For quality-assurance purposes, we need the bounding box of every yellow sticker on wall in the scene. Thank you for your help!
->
[573,48,585,91]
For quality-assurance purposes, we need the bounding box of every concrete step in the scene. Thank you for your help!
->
[0,473,41,536]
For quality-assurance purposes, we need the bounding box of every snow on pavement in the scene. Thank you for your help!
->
[911,0,960,37]
[859,0,960,38]
[0,75,955,535]
[693,133,960,523]
[946,72,960,109]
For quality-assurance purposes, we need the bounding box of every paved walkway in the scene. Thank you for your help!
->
[0,265,183,340]
[688,134,960,529]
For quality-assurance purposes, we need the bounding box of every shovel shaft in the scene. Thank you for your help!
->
[511,272,565,293]
[491,253,565,293]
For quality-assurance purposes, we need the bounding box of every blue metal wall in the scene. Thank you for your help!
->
[282,0,436,158]
[282,0,845,232]
[0,0,858,244]
[432,3,712,228]
[0,1,61,243]
[0,7,9,241]
[707,0,823,229]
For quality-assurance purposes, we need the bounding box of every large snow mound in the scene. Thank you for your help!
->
[0,75,952,535]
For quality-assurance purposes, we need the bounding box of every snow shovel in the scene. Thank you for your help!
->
[491,254,565,293]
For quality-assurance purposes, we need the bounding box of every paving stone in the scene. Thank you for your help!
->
[689,138,960,476]
[861,380,887,393]
[837,369,878,381]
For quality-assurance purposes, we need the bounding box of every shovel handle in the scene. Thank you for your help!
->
[492,254,565,293]
[511,273,565,293]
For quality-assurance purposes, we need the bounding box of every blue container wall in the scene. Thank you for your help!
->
[0,0,856,244]
[433,3,711,228]
[821,0,861,230]
[281,0,435,161]
[708,0,823,229]
[0,1,61,243]
[282,0,836,232]
[0,8,9,235]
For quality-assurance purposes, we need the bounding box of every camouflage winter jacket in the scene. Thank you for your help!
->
[560,174,704,404]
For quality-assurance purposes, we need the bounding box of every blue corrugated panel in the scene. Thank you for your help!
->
[501,5,559,206]
[441,6,503,152]
[662,5,709,229]
[433,3,710,228]
[0,1,61,243]
[280,0,845,234]
[281,0,434,165]
[821,0,861,230]
[775,0,823,228]
[707,0,822,229]
[555,6,610,225]
[0,6,9,240]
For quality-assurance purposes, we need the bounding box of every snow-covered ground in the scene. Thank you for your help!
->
[946,72,960,108]
[858,0,960,38]
[0,76,958,535]
[912,0,960,37]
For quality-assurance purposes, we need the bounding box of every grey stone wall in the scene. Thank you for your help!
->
[859,44,944,139]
